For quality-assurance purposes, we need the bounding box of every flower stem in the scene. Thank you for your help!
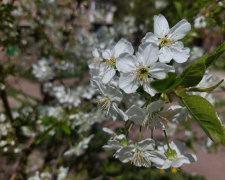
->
[163,130,171,150]
[151,128,154,139]
[126,122,134,138]
[138,125,142,142]
[123,120,129,130]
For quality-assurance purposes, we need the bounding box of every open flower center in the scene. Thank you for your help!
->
[159,36,175,47]
[96,97,111,116]
[144,112,168,128]
[131,150,151,167]
[93,58,101,67]
[104,56,116,68]
[137,66,149,82]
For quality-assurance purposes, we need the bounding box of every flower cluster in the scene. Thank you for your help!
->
[89,14,202,169]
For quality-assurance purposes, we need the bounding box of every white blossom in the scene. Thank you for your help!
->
[156,140,197,169]
[116,43,174,95]
[194,15,207,29]
[142,14,191,63]
[115,138,166,167]
[91,78,128,121]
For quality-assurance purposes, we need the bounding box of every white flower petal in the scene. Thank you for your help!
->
[146,100,165,114]
[126,105,145,124]
[142,32,159,45]
[114,38,134,57]
[170,140,185,156]
[116,53,137,73]
[119,73,139,94]
[154,14,170,38]
[116,134,126,141]
[117,145,134,163]
[102,49,111,60]
[137,43,159,66]
[112,103,128,121]
[184,154,197,163]
[154,159,171,169]
[171,46,190,63]
[90,78,106,95]
[109,106,117,120]
[137,138,155,151]
[159,47,173,63]
[102,67,116,84]
[143,82,157,96]
[150,62,175,79]
[168,19,191,41]
[171,155,190,168]
[149,150,167,166]
[92,47,100,58]
[102,127,115,136]
[106,86,123,103]
[103,140,123,151]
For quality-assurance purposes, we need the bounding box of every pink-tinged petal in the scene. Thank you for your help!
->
[137,43,159,66]
[116,53,137,73]
[142,32,160,45]
[154,14,170,38]
[114,38,134,57]
[159,47,173,63]
[126,105,145,124]
[168,19,191,41]
[119,73,139,93]
[102,67,116,84]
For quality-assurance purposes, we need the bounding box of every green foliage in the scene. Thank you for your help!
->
[205,41,225,68]
[40,116,58,125]
[61,123,71,135]
[182,95,225,146]
[179,53,207,88]
[150,72,181,93]
[188,79,224,92]
[36,126,54,144]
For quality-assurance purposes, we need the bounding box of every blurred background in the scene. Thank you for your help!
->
[0,0,225,179]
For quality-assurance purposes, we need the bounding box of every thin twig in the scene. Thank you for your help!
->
[10,136,37,180]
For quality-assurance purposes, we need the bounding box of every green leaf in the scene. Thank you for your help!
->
[40,116,58,125]
[180,53,207,88]
[36,126,54,144]
[150,72,181,92]
[174,2,183,17]
[188,79,224,92]
[205,42,225,68]
[182,95,225,146]
[61,123,71,135]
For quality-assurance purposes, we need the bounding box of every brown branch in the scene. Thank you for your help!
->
[9,136,37,180]
[0,89,14,123]
[193,1,218,19]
